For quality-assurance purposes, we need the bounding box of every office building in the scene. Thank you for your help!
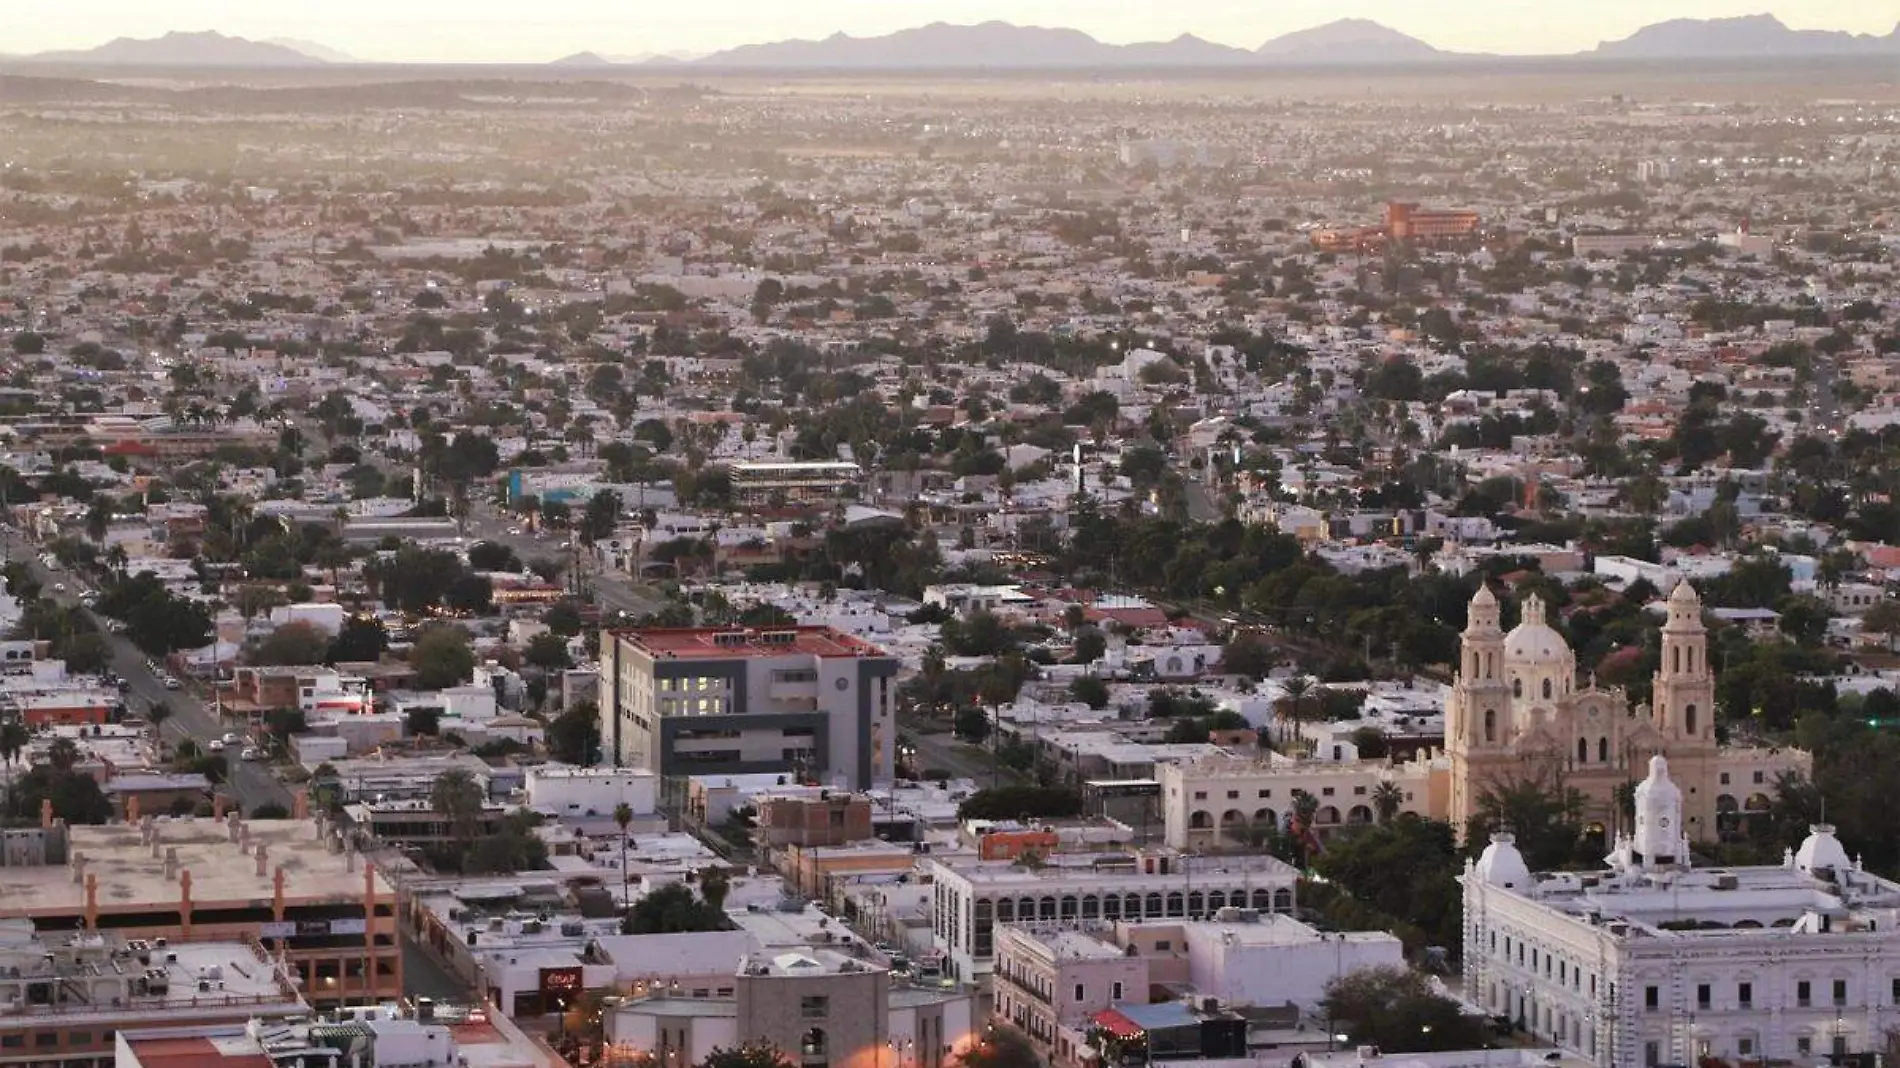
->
[598,626,899,790]
[1464,755,1900,1067]
[727,461,863,505]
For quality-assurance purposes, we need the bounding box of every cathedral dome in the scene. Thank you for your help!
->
[1475,832,1532,889]
[1503,594,1570,667]
[1794,824,1852,877]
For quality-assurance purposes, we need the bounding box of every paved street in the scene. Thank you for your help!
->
[7,540,294,814]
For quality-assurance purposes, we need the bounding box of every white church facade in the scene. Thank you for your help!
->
[1464,755,1900,1067]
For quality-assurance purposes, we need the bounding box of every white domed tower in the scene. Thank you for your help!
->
[1653,581,1715,748]
[1631,754,1689,869]
[1503,594,1577,712]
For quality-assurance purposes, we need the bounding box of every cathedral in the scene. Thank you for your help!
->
[1446,580,1809,843]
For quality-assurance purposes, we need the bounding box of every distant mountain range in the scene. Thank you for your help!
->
[10,15,1900,69]
[18,30,324,67]
[1590,14,1900,58]
[264,37,357,63]
[686,20,1445,68]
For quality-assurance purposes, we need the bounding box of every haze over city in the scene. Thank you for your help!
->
[10,0,1900,1067]
[7,0,1899,62]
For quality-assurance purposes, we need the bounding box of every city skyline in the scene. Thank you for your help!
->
[8,0,1897,63]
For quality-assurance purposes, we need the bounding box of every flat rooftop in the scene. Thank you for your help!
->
[1515,863,1900,938]
[0,818,390,917]
[939,851,1298,886]
[0,936,302,1026]
[615,625,889,661]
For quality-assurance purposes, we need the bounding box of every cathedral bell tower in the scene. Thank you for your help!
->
[1449,585,1511,835]
[1652,581,1715,750]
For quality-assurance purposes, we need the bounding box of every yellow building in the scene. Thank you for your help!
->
[1446,582,1809,844]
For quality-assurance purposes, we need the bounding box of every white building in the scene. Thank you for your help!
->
[1463,754,1900,1068]
[1182,912,1403,1010]
[524,765,660,818]
[925,850,1299,982]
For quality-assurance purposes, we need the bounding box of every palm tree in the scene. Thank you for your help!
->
[1371,781,1404,824]
[146,700,174,753]
[47,737,80,774]
[613,801,634,913]
[0,721,27,816]
[1277,677,1314,751]
[431,768,485,858]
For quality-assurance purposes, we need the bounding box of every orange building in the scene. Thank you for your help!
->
[1385,201,1482,242]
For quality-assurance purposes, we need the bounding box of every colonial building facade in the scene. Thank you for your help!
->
[1446,581,1807,843]
[1464,756,1900,1067]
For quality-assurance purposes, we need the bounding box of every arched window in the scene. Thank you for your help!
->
[1513,678,1523,699]
[1685,704,1698,736]
[1485,652,1494,678]
[1687,647,1695,672]
[1484,708,1496,743]
[1598,737,1609,763]
[1578,737,1589,764]
[1542,678,1553,700]
[1672,646,1680,673]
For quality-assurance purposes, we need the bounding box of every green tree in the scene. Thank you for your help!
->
[1371,780,1405,823]
[249,802,290,819]
[582,489,622,545]
[253,621,331,666]
[1322,966,1488,1053]
[1221,631,1274,680]
[1467,770,1587,871]
[410,626,476,690]
[430,767,485,850]
[623,882,728,935]
[525,632,572,672]
[328,616,389,663]
[698,1044,793,1068]
[1069,675,1110,710]
[953,706,991,744]
[547,701,600,765]
[614,801,635,914]
[956,786,1083,821]
[1311,814,1462,950]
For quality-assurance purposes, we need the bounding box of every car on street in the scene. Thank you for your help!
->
[240,747,260,761]
[52,582,65,592]
[223,732,242,746]
[161,675,181,690]
[208,739,225,753]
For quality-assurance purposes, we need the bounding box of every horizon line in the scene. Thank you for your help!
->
[8,12,1897,66]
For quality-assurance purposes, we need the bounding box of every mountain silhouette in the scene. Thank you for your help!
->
[694,19,1444,68]
[22,30,326,66]
[1255,18,1443,60]
[1592,14,1900,57]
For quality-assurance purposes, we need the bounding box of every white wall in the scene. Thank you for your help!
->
[1184,924,1402,1009]
[526,766,660,816]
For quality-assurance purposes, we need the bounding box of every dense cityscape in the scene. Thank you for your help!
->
[2,19,1900,1068]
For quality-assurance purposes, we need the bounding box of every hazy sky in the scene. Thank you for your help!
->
[12,0,1897,62]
